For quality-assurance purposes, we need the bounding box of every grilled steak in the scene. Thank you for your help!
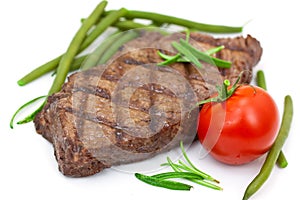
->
[34,31,262,177]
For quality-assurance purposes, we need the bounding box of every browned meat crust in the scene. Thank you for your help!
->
[34,31,262,177]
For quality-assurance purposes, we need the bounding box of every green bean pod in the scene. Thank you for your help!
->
[96,30,139,65]
[80,31,120,70]
[113,20,155,30]
[276,151,288,168]
[123,10,243,33]
[15,1,110,125]
[17,4,126,86]
[80,8,128,51]
[242,95,293,200]
[255,70,288,168]
[17,56,62,86]
[48,1,108,95]
[18,5,240,86]
[256,70,267,90]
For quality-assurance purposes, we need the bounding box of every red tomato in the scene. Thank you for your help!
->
[197,85,279,165]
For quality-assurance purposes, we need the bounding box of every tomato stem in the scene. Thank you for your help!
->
[222,79,231,99]
[196,72,243,107]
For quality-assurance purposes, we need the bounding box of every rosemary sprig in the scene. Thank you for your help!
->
[10,95,47,129]
[135,141,222,191]
[157,35,231,69]
[178,38,231,68]
[172,41,203,68]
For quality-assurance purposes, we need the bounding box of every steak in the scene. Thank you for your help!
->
[34,31,262,177]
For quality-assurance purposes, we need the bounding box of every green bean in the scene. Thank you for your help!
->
[70,55,88,71]
[17,56,61,86]
[123,10,243,33]
[18,7,238,85]
[113,20,155,30]
[17,5,126,86]
[256,70,288,168]
[96,30,139,65]
[54,27,138,72]
[52,55,88,75]
[66,29,139,71]
[16,1,110,125]
[16,6,131,125]
[81,18,156,30]
[80,8,127,51]
[135,173,193,191]
[242,95,293,200]
[48,1,108,95]
[256,70,267,90]
[276,151,288,168]
[80,31,120,70]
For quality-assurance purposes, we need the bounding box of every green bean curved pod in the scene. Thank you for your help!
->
[256,70,267,90]
[48,1,108,95]
[17,56,61,86]
[17,2,126,86]
[124,10,243,33]
[256,70,288,168]
[80,8,127,51]
[276,151,288,168]
[96,30,139,65]
[113,20,155,30]
[80,31,120,70]
[242,95,293,200]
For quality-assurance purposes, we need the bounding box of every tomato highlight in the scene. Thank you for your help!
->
[197,85,279,165]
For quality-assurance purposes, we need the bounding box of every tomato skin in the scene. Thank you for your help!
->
[197,85,279,165]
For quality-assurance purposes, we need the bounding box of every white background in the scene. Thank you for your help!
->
[1,0,299,199]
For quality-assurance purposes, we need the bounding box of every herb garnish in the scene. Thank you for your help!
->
[135,141,222,191]
[157,36,231,68]
[10,95,47,129]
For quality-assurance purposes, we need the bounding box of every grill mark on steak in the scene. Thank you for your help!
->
[123,58,146,65]
[72,86,111,100]
[60,86,182,133]
[113,120,181,153]
[63,105,174,154]
[34,31,263,177]
[68,72,181,115]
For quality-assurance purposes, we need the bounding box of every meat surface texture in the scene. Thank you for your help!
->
[34,30,262,177]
